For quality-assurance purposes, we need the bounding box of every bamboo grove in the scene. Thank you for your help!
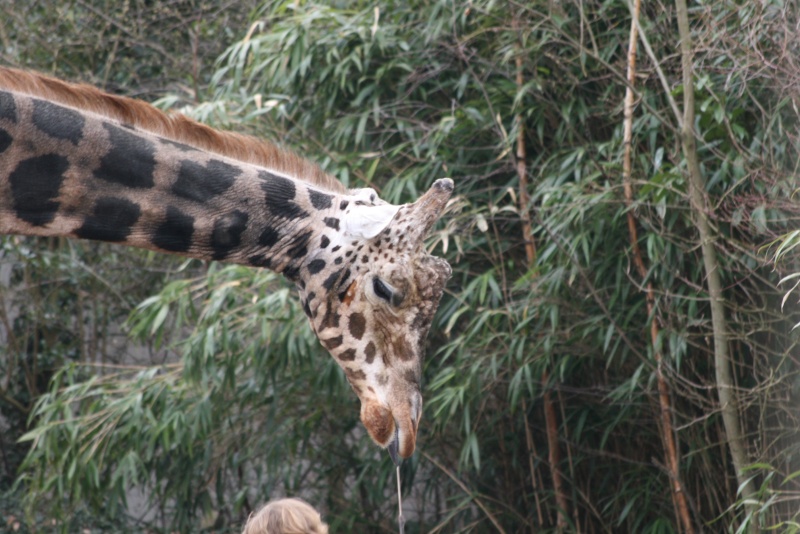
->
[1,1,798,532]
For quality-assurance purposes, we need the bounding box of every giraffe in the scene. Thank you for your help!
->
[0,67,452,463]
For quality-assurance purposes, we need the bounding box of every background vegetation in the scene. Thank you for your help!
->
[1,0,798,532]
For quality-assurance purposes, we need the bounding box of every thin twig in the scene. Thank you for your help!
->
[396,466,406,534]
[627,2,682,126]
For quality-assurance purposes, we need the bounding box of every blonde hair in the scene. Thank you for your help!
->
[242,498,329,534]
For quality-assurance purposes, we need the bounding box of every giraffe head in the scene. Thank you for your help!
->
[298,179,453,462]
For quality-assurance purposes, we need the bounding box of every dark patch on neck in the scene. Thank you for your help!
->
[248,255,272,268]
[323,217,340,230]
[9,154,68,226]
[0,127,11,154]
[211,210,249,260]
[173,159,240,203]
[159,137,199,152]
[152,205,194,252]
[95,122,156,188]
[287,230,312,259]
[258,226,280,248]
[260,171,309,220]
[0,91,17,122]
[283,265,300,281]
[32,99,85,145]
[75,196,141,242]
[309,189,333,210]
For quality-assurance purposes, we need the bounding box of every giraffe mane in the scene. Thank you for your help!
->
[0,67,346,194]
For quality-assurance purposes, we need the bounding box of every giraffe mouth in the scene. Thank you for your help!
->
[387,425,401,466]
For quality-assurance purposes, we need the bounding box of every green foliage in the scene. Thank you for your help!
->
[0,0,250,97]
[3,0,800,532]
[16,266,383,531]
[0,238,191,531]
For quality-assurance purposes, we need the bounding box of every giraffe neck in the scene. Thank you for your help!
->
[0,88,347,280]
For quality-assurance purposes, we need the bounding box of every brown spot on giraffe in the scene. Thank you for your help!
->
[364,341,376,364]
[348,312,366,340]
[394,337,414,362]
[345,368,366,381]
[338,348,357,362]
[322,335,343,350]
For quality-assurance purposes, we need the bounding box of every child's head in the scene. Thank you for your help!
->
[242,498,328,534]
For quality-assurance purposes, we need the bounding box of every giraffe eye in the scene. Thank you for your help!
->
[373,277,394,302]
[373,277,405,306]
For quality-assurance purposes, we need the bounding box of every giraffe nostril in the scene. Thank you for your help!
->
[411,390,423,425]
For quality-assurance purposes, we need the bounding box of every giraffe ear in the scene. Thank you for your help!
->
[341,203,400,240]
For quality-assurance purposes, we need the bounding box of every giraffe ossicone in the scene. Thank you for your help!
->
[0,68,452,461]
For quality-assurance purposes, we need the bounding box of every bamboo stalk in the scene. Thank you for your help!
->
[674,0,759,529]
[516,68,537,266]
[513,12,569,531]
[621,1,695,533]
[522,399,545,527]
[542,371,567,531]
